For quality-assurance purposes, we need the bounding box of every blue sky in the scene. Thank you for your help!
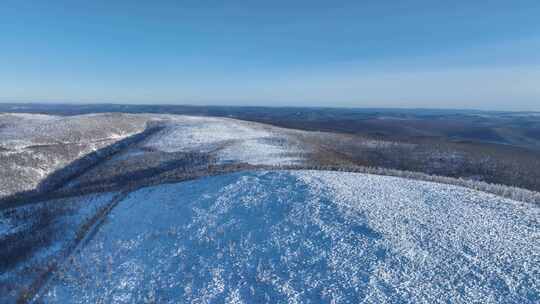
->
[1,1,539,110]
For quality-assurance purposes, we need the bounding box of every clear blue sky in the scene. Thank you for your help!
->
[1,1,539,110]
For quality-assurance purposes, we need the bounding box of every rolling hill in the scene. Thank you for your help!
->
[0,112,539,303]
[27,171,540,303]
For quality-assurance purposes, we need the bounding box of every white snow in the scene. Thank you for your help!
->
[0,113,151,198]
[0,192,118,303]
[143,116,306,166]
[293,170,540,303]
[0,113,307,199]
[36,171,539,303]
[0,113,148,149]
[3,113,538,303]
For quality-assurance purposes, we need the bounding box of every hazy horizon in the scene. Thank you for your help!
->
[2,1,539,111]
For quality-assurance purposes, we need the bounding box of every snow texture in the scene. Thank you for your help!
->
[0,113,150,198]
[0,113,306,198]
[0,113,146,149]
[38,171,539,303]
[143,116,305,166]
[0,192,117,303]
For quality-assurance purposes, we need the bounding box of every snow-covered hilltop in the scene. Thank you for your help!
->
[1,113,539,303]
[0,113,308,200]
[142,115,305,166]
[32,171,539,303]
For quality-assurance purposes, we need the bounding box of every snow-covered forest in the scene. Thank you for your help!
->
[1,112,539,303]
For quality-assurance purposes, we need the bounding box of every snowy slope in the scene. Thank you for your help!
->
[142,115,306,166]
[37,171,539,303]
[0,113,151,198]
[0,192,117,303]
[0,113,308,199]
[0,113,148,150]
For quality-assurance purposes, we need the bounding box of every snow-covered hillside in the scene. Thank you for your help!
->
[0,113,150,198]
[0,113,308,199]
[35,171,539,303]
[0,192,118,303]
[141,115,305,166]
[0,113,148,150]
[2,113,538,303]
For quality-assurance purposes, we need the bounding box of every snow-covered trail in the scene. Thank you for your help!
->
[38,171,539,303]
[0,192,119,303]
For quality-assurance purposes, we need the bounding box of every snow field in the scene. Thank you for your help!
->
[38,171,539,303]
[143,116,306,166]
[0,192,118,303]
